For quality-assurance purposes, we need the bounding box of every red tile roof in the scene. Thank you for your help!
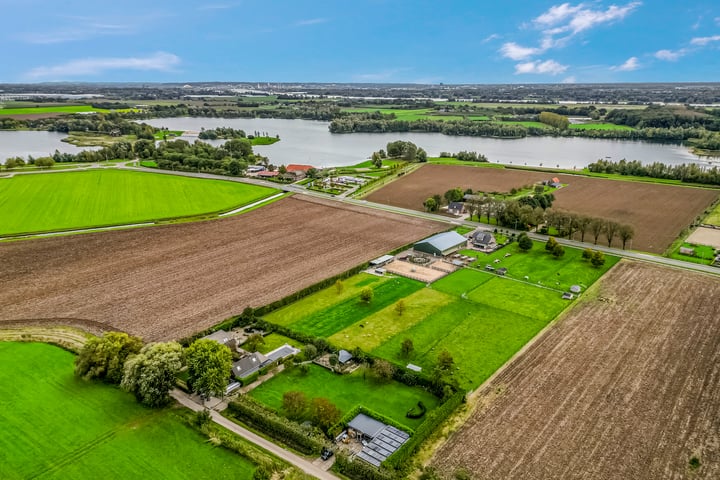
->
[551,177,560,183]
[286,164,314,172]
[257,170,279,177]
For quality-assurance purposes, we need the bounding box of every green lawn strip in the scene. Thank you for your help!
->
[0,342,255,480]
[430,268,493,297]
[704,202,720,226]
[248,364,439,430]
[263,273,388,327]
[372,299,548,390]
[327,288,454,352]
[0,105,132,115]
[668,242,716,265]
[568,123,634,131]
[288,277,425,337]
[255,333,303,354]
[0,169,277,235]
[250,136,280,145]
[496,121,550,129]
[466,277,568,321]
[153,130,185,140]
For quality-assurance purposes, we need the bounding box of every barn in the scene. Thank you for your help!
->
[414,231,467,256]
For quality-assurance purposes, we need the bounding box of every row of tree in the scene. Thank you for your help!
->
[587,159,720,185]
[74,332,233,407]
[385,140,427,162]
[438,151,488,162]
[538,111,570,130]
[543,209,635,249]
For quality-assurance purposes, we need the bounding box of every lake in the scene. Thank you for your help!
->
[0,131,95,162]
[142,117,712,169]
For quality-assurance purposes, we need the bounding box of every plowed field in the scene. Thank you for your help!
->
[432,261,720,480]
[365,164,719,253]
[0,196,443,341]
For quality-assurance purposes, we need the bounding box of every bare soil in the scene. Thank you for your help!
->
[432,261,720,480]
[365,164,719,253]
[0,196,443,341]
[686,227,720,249]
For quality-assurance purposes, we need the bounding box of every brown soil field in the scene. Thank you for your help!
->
[365,164,719,253]
[0,195,443,341]
[432,261,720,480]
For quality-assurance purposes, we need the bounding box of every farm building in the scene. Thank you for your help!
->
[338,350,353,365]
[679,246,695,256]
[414,231,467,256]
[369,255,394,267]
[447,202,465,215]
[548,177,562,188]
[286,164,314,179]
[347,414,410,467]
[257,170,279,178]
[471,231,497,251]
[232,352,267,379]
[202,330,238,351]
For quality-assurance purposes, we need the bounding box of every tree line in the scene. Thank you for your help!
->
[588,158,720,185]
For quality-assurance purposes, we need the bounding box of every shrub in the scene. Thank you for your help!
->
[406,401,427,419]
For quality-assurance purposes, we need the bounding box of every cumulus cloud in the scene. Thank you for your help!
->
[611,56,640,71]
[690,35,720,46]
[654,49,687,61]
[515,59,568,75]
[562,75,577,83]
[26,52,181,79]
[500,42,544,60]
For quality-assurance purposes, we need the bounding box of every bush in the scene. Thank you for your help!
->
[334,452,396,480]
[239,371,260,386]
[406,401,427,419]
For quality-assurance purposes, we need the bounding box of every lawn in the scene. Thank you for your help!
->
[255,333,303,354]
[0,342,256,480]
[249,364,439,430]
[569,122,634,131]
[705,202,720,226]
[0,105,133,115]
[250,136,280,145]
[0,169,278,235]
[668,242,716,265]
[431,268,493,296]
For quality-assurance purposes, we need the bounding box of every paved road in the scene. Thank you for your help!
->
[171,390,338,480]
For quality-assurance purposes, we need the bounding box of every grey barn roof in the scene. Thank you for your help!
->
[265,344,300,363]
[415,231,466,253]
[202,329,231,345]
[370,255,394,266]
[232,352,267,379]
[338,349,353,364]
[348,413,386,439]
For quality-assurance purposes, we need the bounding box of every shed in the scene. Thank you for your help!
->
[370,255,394,267]
[570,285,582,294]
[338,350,353,364]
[679,247,695,256]
[562,292,575,300]
[406,364,422,372]
[348,414,386,440]
[414,231,467,256]
[496,267,508,276]
[202,329,232,346]
[264,344,300,363]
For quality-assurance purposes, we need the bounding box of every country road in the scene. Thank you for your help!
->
[171,390,338,480]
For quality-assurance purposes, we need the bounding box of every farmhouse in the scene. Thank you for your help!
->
[232,352,267,379]
[471,230,497,251]
[285,164,314,179]
[256,170,279,178]
[414,231,467,256]
[548,177,562,188]
[446,202,465,216]
[346,413,410,467]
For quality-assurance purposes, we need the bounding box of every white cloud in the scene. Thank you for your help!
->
[481,33,501,44]
[565,2,641,34]
[562,75,577,83]
[611,56,640,71]
[515,59,568,75]
[19,23,134,44]
[500,42,544,60]
[690,35,720,46]
[716,17,720,26]
[295,18,328,26]
[26,52,181,79]
[534,3,584,26]
[654,49,687,61]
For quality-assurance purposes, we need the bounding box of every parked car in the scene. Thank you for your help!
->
[320,447,334,461]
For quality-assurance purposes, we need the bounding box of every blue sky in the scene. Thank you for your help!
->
[1,0,719,84]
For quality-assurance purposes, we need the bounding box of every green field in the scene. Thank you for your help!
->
[342,107,487,122]
[0,169,278,235]
[0,105,133,115]
[261,241,618,390]
[668,242,716,265]
[705,202,720,226]
[0,342,256,480]
[249,364,439,430]
[497,120,550,129]
[255,333,302,354]
[569,122,634,131]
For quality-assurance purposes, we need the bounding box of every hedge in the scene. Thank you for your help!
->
[383,391,465,470]
[329,404,414,440]
[239,371,259,386]
[226,396,325,455]
[333,452,396,480]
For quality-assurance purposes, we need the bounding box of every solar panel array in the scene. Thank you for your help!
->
[356,426,410,467]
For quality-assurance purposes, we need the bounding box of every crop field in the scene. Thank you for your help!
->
[432,261,720,480]
[249,364,440,430]
[263,241,616,389]
[0,342,255,480]
[0,169,278,236]
[0,196,443,340]
[365,164,719,252]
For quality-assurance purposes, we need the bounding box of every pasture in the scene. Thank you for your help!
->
[249,364,440,430]
[0,342,256,480]
[432,261,720,480]
[0,169,278,235]
[569,122,634,130]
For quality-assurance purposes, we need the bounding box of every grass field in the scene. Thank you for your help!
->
[249,364,439,430]
[569,122,634,131]
[255,333,302,354]
[0,342,256,480]
[0,169,278,235]
[342,108,488,122]
[705,201,720,226]
[497,121,550,129]
[0,105,133,115]
[668,242,716,265]
[62,131,138,146]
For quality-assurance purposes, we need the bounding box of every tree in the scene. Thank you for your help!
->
[443,187,464,205]
[590,218,605,244]
[604,220,619,247]
[576,215,592,242]
[121,342,183,407]
[372,360,395,382]
[302,344,318,361]
[360,286,373,303]
[371,151,383,168]
[394,299,406,316]
[518,233,533,252]
[310,397,341,430]
[185,339,232,400]
[416,147,427,163]
[545,236,558,252]
[400,338,414,358]
[34,156,55,168]
[282,391,308,419]
[437,350,454,372]
[552,243,566,258]
[618,224,635,249]
[423,197,438,212]
[243,333,265,352]
[334,279,344,294]
[278,164,287,175]
[582,248,593,260]
[74,331,143,384]
[590,250,606,267]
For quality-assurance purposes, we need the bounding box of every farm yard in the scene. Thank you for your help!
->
[0,196,444,341]
[364,163,719,253]
[0,169,278,236]
[0,342,256,480]
[261,240,617,389]
[431,261,720,480]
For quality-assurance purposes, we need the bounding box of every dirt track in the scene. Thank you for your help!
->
[365,164,719,253]
[0,196,443,341]
[432,261,720,480]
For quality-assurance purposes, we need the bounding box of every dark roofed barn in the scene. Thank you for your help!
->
[414,231,467,256]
